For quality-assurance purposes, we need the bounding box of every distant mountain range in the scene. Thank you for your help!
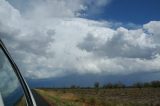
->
[27,71,160,88]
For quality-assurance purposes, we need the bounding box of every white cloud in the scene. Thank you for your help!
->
[1,0,160,79]
[78,27,156,59]
[143,21,160,43]
[96,0,111,6]
[23,0,85,19]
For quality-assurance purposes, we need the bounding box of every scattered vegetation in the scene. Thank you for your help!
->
[35,80,160,106]
[132,81,160,88]
[68,80,160,90]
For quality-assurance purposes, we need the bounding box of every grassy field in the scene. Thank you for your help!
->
[35,88,160,106]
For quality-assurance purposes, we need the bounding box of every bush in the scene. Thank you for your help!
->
[151,81,160,88]
[94,82,100,89]
[103,82,126,89]
[133,82,143,88]
[113,82,126,88]
[103,82,113,89]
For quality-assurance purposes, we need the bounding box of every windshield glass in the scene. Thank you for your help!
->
[0,47,27,106]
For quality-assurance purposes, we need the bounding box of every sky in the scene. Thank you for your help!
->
[85,0,160,24]
[0,0,160,83]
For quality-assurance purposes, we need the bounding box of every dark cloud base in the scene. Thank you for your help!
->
[27,71,160,88]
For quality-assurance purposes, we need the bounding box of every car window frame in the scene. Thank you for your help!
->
[0,39,36,106]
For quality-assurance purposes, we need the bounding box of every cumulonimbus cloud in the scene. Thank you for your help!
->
[0,0,160,79]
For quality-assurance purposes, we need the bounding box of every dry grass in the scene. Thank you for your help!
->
[35,88,160,106]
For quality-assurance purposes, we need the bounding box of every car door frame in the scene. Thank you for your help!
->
[0,39,36,106]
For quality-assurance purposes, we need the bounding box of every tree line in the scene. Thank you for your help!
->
[69,80,160,89]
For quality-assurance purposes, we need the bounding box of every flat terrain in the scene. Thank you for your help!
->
[34,88,160,106]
